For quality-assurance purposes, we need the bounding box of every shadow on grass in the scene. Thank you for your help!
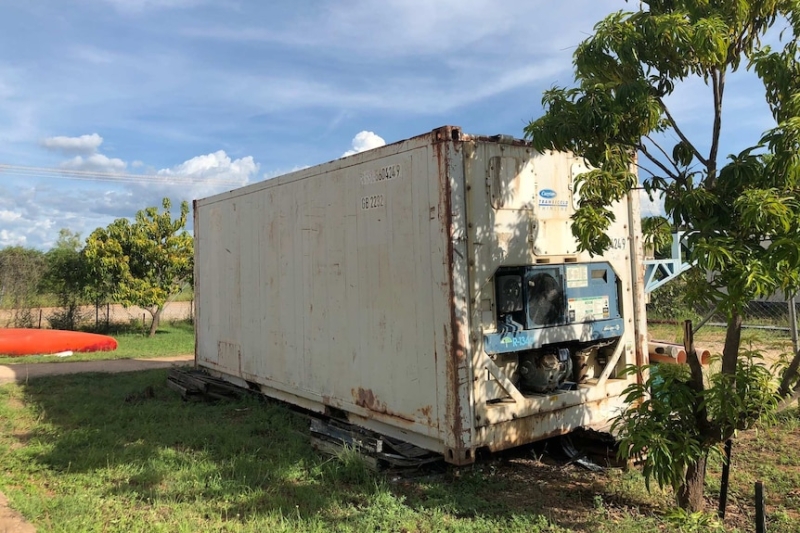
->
[14,370,668,531]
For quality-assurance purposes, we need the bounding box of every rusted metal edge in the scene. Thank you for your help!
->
[433,132,475,465]
[192,199,199,369]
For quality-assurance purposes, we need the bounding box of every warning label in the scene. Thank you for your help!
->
[568,295,610,322]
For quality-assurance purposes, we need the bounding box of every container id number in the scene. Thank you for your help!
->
[610,237,628,250]
[361,194,385,210]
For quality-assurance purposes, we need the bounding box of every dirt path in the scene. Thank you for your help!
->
[0,492,35,533]
[0,354,194,531]
[0,355,194,385]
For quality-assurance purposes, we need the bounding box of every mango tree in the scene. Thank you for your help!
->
[85,198,193,337]
[525,0,800,511]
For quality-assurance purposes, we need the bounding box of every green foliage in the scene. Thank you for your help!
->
[614,356,779,495]
[525,0,800,510]
[0,246,47,325]
[646,271,702,320]
[524,0,800,314]
[613,364,712,494]
[704,350,779,435]
[663,508,726,533]
[84,198,193,336]
[641,215,673,257]
[40,229,90,330]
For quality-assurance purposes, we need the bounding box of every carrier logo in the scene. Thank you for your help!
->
[539,189,557,199]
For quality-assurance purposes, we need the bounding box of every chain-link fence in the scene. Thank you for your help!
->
[647,282,799,368]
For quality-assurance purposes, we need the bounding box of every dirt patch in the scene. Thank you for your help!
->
[5,397,24,411]
[0,492,35,533]
[0,355,194,385]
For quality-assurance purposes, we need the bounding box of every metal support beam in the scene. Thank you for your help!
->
[643,231,692,293]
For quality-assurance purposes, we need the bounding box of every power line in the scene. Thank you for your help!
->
[0,163,245,186]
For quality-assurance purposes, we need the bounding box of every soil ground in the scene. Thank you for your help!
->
[0,354,193,532]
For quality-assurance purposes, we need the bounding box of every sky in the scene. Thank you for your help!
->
[0,0,778,249]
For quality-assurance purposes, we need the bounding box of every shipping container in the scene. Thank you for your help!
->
[194,126,647,465]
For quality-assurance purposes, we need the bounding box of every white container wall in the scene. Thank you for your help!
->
[194,126,647,465]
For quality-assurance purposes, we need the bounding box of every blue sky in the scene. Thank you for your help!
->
[0,0,777,249]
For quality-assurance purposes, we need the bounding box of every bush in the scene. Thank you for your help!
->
[647,272,701,321]
[47,304,86,331]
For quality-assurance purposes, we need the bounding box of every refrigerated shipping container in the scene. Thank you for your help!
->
[194,126,648,465]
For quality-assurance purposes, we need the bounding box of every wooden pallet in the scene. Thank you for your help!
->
[166,368,247,401]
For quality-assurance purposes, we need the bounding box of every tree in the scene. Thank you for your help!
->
[525,0,800,511]
[0,246,47,327]
[84,198,193,337]
[40,229,90,330]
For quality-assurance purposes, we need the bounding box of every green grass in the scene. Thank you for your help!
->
[1,370,798,532]
[0,321,194,365]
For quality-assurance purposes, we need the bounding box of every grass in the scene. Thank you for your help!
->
[0,321,194,365]
[1,370,799,532]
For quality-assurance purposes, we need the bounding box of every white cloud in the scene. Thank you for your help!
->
[151,150,259,201]
[157,150,256,182]
[41,132,128,174]
[0,209,22,223]
[0,229,26,247]
[41,133,104,155]
[60,153,127,172]
[639,189,666,218]
[342,131,386,157]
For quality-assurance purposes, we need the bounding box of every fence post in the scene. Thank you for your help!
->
[38,309,42,329]
[789,294,798,357]
[755,481,766,533]
[718,439,733,519]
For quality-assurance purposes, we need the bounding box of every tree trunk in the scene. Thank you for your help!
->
[778,348,800,398]
[148,306,162,337]
[677,453,708,512]
[721,311,742,376]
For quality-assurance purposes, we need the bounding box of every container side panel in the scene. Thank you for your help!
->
[196,202,242,374]
[196,141,447,439]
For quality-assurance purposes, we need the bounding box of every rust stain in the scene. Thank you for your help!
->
[481,396,617,452]
[352,387,415,423]
[417,405,435,427]
[432,127,471,464]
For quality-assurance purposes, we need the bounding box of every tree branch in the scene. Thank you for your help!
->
[636,142,681,182]
[778,348,800,398]
[706,66,725,189]
[643,134,682,173]
[634,163,660,179]
[777,382,800,413]
[658,97,709,168]
[684,320,713,440]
